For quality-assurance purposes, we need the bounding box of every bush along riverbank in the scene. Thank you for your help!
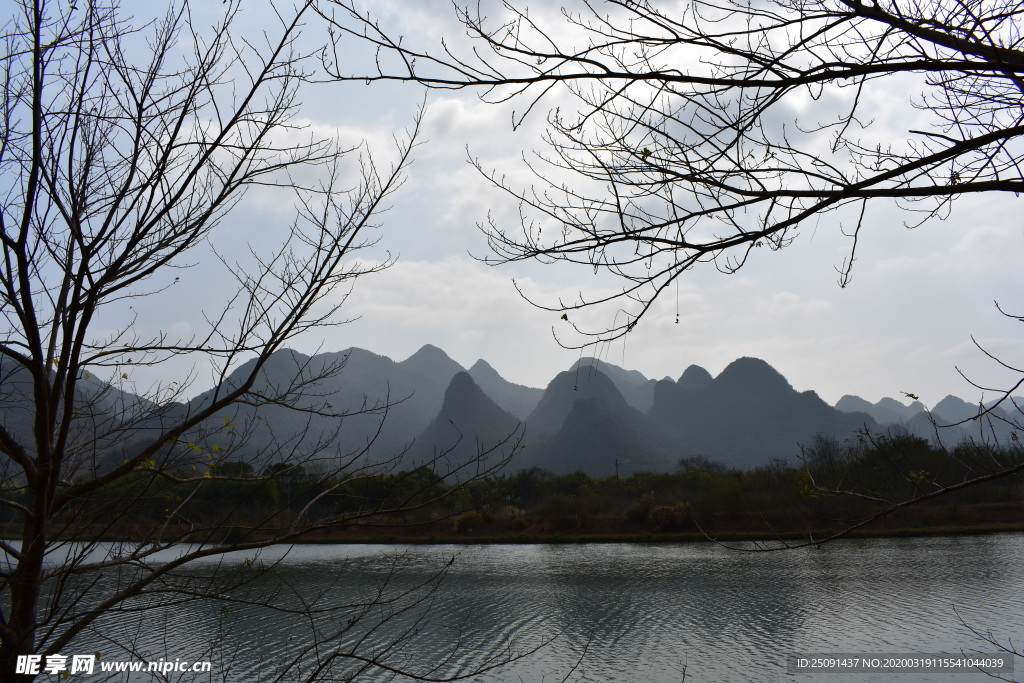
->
[8,431,1022,544]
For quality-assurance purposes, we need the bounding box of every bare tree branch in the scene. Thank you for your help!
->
[0,1,528,680]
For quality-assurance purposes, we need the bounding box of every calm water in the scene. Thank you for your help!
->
[69,534,1023,682]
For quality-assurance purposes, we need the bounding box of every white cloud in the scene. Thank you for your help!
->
[169,321,194,339]
[767,291,833,317]
[304,255,597,385]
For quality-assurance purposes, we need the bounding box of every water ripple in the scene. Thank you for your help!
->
[66,534,1024,682]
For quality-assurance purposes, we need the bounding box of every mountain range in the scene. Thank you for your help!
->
[1,345,1018,476]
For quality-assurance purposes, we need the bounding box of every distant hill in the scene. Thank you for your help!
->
[570,357,658,412]
[835,395,927,425]
[648,357,877,468]
[519,398,673,476]
[677,365,713,391]
[835,395,904,426]
[571,357,649,387]
[517,367,672,474]
[467,359,542,419]
[7,343,1019,478]
[877,396,927,420]
[398,344,466,388]
[0,359,159,466]
[182,345,467,465]
[406,372,523,476]
[929,395,1019,443]
[932,395,984,423]
[834,393,1019,445]
[525,368,635,440]
[0,361,52,450]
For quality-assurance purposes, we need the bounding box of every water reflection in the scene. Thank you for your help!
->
[68,535,1023,682]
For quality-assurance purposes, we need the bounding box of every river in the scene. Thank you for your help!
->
[69,534,1022,682]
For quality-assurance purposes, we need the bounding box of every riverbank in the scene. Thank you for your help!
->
[10,505,1023,547]
[280,518,1024,545]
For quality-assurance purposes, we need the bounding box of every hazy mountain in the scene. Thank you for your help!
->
[902,410,953,442]
[513,366,674,474]
[649,357,878,468]
[932,395,983,423]
[877,396,927,419]
[927,395,1019,443]
[183,345,467,463]
[467,359,542,419]
[629,379,661,413]
[519,398,673,476]
[399,344,465,388]
[643,366,713,434]
[714,357,792,393]
[8,342,1017,477]
[406,372,523,474]
[837,395,927,425]
[570,357,658,412]
[570,357,648,387]
[835,393,1021,445]
[835,395,905,426]
[677,365,713,391]
[0,359,160,463]
[526,368,635,440]
[0,361,42,446]
[835,394,878,413]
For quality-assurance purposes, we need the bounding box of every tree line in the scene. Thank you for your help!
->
[6,430,1018,543]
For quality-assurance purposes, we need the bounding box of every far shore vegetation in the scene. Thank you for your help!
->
[6,431,1022,545]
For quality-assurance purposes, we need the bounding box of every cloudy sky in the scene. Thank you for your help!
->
[114,0,1024,408]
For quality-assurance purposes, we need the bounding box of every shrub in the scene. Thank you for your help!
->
[624,492,655,525]
[454,510,484,533]
[537,493,577,531]
[646,503,691,532]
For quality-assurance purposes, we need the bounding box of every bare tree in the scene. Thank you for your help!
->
[321,0,1024,337]
[0,1,525,680]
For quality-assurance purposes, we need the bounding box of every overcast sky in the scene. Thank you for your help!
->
[109,0,1024,408]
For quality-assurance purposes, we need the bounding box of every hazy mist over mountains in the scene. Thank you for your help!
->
[2,344,1016,476]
